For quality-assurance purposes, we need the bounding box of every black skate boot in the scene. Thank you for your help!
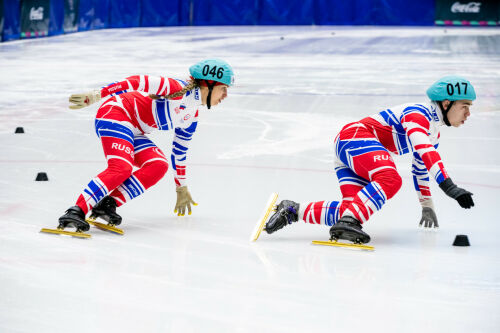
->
[58,206,90,232]
[265,200,299,234]
[329,216,371,244]
[90,196,122,226]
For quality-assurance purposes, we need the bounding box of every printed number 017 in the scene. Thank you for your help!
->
[446,82,468,96]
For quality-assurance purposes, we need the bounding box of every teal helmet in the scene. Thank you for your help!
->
[426,75,476,101]
[189,58,234,86]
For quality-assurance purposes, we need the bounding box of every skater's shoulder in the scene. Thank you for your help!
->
[389,101,433,111]
[388,102,437,118]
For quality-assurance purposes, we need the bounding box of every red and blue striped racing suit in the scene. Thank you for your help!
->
[75,75,201,214]
[302,102,448,226]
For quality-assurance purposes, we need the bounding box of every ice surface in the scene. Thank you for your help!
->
[0,26,499,332]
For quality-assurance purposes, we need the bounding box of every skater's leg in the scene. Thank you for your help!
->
[301,201,340,226]
[338,140,402,224]
[300,161,367,226]
[300,142,372,226]
[75,110,136,214]
[109,136,169,206]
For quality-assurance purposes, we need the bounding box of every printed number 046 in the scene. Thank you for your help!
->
[202,65,224,79]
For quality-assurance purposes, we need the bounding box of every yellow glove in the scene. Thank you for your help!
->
[69,90,102,109]
[174,186,197,216]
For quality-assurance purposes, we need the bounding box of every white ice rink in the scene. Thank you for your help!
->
[1,26,499,332]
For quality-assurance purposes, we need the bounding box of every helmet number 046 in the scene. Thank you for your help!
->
[202,65,224,79]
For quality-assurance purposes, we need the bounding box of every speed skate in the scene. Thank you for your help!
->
[250,192,279,241]
[40,218,124,238]
[86,218,124,235]
[312,240,374,251]
[40,227,91,238]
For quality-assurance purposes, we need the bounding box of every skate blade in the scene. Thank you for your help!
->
[312,240,374,251]
[40,228,91,239]
[250,192,278,242]
[86,218,124,235]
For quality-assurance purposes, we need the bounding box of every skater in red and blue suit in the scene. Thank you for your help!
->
[58,59,234,232]
[265,76,476,244]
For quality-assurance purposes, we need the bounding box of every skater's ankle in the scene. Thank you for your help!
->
[338,215,361,226]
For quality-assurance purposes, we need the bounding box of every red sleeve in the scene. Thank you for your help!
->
[100,76,186,99]
[100,76,142,98]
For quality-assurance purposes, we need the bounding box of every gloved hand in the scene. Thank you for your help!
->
[419,207,439,229]
[439,178,474,209]
[69,90,102,109]
[174,186,197,216]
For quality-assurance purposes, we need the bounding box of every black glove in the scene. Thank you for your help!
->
[439,178,474,209]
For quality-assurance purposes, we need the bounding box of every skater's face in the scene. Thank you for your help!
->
[444,100,472,127]
[200,84,228,107]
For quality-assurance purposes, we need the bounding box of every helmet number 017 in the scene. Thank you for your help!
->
[447,82,468,96]
[202,65,224,80]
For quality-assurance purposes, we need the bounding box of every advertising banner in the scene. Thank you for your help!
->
[435,0,499,25]
[20,0,50,38]
[63,0,79,33]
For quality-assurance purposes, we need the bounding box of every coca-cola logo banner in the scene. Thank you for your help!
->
[436,0,499,25]
[451,2,482,13]
[20,0,51,38]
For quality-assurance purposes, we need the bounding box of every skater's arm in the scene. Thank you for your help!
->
[403,109,474,210]
[100,76,184,98]
[401,110,449,185]
[171,121,198,187]
[171,121,198,216]
[69,76,184,109]
[411,152,433,204]
[412,153,439,228]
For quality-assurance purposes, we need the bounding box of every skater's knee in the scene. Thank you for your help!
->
[373,169,402,199]
[106,158,134,181]
[153,159,169,178]
[142,159,169,184]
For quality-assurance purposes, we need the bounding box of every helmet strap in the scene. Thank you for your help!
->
[205,80,216,109]
[438,101,454,127]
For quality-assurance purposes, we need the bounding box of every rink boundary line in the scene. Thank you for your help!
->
[1,159,499,189]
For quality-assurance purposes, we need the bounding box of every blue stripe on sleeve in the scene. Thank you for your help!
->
[155,100,169,130]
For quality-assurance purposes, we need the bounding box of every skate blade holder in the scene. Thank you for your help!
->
[312,240,374,251]
[86,218,124,235]
[250,192,279,242]
[40,227,91,239]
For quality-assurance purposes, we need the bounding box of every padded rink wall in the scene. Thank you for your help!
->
[1,0,498,42]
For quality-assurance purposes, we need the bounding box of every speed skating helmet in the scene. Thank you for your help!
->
[189,58,234,86]
[426,75,476,101]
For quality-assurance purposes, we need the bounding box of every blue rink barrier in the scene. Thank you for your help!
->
[2,0,483,42]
